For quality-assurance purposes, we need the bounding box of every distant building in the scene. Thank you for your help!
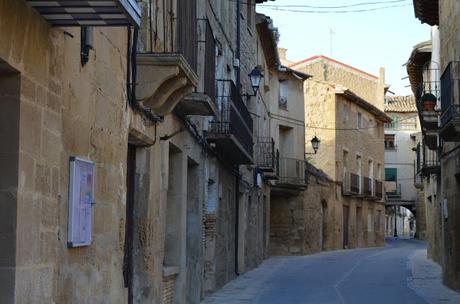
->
[383,95,423,239]
[290,55,391,250]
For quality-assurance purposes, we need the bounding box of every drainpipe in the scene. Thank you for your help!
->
[235,0,241,276]
[235,171,240,276]
[236,0,241,89]
[394,205,398,237]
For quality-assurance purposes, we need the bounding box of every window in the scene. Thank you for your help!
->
[384,134,396,150]
[357,112,363,129]
[279,80,289,109]
[385,168,397,182]
[385,168,398,194]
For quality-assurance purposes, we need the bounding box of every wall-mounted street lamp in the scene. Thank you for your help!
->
[244,66,264,99]
[305,136,321,156]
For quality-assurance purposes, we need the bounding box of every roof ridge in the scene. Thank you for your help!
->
[288,55,379,80]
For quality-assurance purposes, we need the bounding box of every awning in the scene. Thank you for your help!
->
[25,0,141,27]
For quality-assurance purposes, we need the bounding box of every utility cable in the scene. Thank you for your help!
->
[258,0,409,9]
[258,3,411,14]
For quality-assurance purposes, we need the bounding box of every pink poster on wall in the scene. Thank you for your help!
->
[68,157,95,247]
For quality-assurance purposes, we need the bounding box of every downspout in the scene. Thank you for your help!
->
[235,0,241,276]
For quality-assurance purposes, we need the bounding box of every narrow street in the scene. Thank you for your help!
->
[203,239,460,304]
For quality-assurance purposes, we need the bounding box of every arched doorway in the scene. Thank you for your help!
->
[385,205,416,238]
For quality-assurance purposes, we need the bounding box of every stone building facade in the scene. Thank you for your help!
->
[288,56,391,250]
[0,0,294,303]
[411,0,460,291]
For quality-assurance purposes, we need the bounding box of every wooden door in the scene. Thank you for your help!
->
[343,206,350,249]
[124,145,136,304]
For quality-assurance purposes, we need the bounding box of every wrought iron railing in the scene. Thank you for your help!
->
[385,120,418,130]
[363,177,373,197]
[277,157,307,186]
[210,80,253,156]
[255,138,275,171]
[415,79,440,112]
[350,173,360,194]
[415,141,440,175]
[441,61,460,127]
[386,183,401,199]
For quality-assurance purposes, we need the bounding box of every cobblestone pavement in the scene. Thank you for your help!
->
[202,239,460,304]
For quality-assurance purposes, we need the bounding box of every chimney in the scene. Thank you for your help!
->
[379,67,385,84]
[278,48,288,61]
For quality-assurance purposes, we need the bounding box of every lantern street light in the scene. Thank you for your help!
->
[244,66,264,98]
[305,136,321,156]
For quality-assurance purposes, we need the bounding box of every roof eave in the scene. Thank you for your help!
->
[340,90,392,123]
[413,0,439,26]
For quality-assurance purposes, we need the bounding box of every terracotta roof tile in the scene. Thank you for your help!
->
[384,95,417,113]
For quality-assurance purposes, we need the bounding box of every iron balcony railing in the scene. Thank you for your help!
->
[210,80,253,156]
[342,172,359,195]
[441,61,460,127]
[374,180,383,200]
[363,176,373,197]
[350,173,360,194]
[386,183,401,199]
[384,121,418,130]
[415,141,440,176]
[415,79,440,112]
[255,138,275,171]
[277,157,307,186]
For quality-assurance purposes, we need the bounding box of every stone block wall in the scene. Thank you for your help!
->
[438,0,460,291]
[295,58,385,110]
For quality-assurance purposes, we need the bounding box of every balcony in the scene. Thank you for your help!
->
[374,180,383,201]
[176,19,217,116]
[207,81,253,164]
[342,172,361,196]
[385,183,401,200]
[136,0,201,117]
[415,142,440,177]
[255,138,275,173]
[415,80,440,150]
[25,0,141,27]
[363,176,373,198]
[272,158,308,194]
[413,0,439,26]
[440,61,460,141]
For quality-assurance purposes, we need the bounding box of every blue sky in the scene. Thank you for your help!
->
[256,0,431,96]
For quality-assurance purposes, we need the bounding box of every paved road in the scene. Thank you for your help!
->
[202,239,460,304]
